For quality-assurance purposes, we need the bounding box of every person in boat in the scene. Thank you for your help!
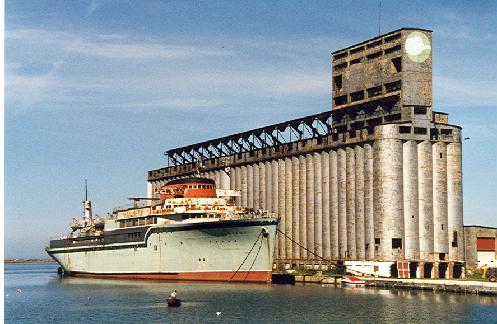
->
[169,289,178,298]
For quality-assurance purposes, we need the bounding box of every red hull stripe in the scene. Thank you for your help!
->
[67,270,272,283]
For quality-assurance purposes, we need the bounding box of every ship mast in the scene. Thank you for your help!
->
[83,179,93,226]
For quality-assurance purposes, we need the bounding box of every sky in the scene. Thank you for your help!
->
[5,0,497,258]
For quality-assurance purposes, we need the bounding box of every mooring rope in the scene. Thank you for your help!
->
[230,230,263,281]
[276,228,371,275]
[244,235,264,280]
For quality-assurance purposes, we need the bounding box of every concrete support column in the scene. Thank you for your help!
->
[292,157,300,260]
[403,140,419,260]
[258,162,266,210]
[355,145,365,260]
[329,150,339,259]
[247,165,254,208]
[337,148,347,259]
[374,126,404,261]
[363,145,375,260]
[314,152,323,258]
[418,141,434,261]
[433,142,448,257]
[285,158,293,259]
[306,154,315,257]
[271,160,279,258]
[278,159,286,258]
[241,165,248,207]
[321,151,331,259]
[299,156,307,259]
[346,147,356,259]
[447,143,464,261]
[253,164,260,210]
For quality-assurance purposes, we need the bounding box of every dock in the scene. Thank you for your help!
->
[272,273,497,295]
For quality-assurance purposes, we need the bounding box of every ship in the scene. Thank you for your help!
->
[46,177,278,283]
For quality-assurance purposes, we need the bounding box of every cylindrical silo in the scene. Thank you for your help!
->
[346,147,356,259]
[373,125,404,261]
[314,152,323,258]
[241,165,248,207]
[265,161,272,212]
[221,169,230,190]
[247,165,254,208]
[215,171,221,189]
[447,142,464,261]
[433,142,448,257]
[258,162,266,210]
[278,159,286,258]
[235,166,242,205]
[285,158,293,259]
[330,149,339,259]
[355,145,365,260]
[299,155,307,259]
[271,160,279,258]
[418,140,434,261]
[337,148,347,259]
[292,156,300,260]
[321,151,331,259]
[364,143,374,260]
[253,164,260,210]
[403,140,419,260]
[306,154,315,257]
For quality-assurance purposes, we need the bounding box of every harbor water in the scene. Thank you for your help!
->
[4,263,497,323]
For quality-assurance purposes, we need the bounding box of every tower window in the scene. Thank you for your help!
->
[333,75,343,90]
[391,57,402,73]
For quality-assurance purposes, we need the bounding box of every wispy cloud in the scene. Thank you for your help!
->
[6,28,234,60]
[434,75,497,108]
[113,98,224,110]
[5,26,332,111]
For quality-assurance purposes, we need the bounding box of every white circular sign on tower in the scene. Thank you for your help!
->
[405,31,431,63]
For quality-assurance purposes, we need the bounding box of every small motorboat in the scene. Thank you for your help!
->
[167,297,181,307]
[341,276,366,287]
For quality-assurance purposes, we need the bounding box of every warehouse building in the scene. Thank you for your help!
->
[464,226,497,271]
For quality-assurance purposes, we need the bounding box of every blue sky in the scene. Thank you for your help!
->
[5,1,497,258]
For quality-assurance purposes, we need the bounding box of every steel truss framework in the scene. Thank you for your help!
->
[165,111,333,167]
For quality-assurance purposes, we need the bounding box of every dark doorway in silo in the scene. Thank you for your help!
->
[409,262,419,278]
[453,262,463,279]
[423,263,433,278]
[390,263,398,278]
[439,262,448,279]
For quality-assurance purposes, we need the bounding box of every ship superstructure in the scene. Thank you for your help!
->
[46,177,278,282]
